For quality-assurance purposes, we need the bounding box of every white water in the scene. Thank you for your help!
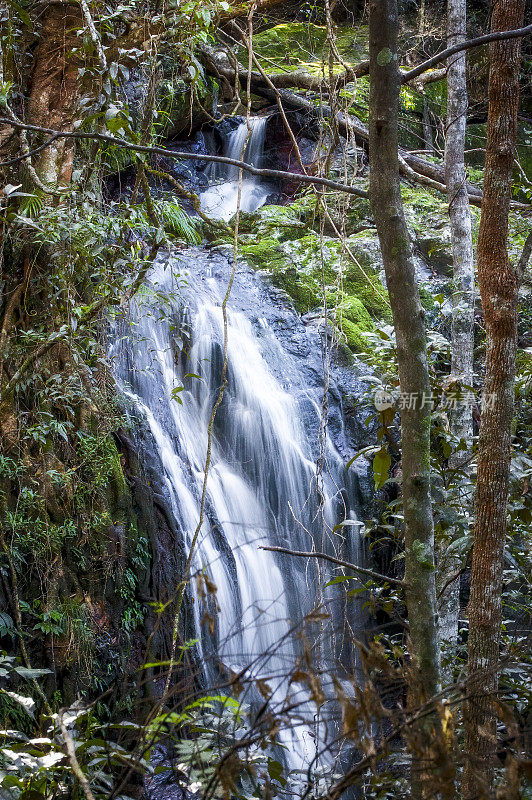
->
[200,117,273,221]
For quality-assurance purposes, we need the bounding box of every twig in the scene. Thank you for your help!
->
[0,134,61,167]
[517,231,532,282]
[259,545,404,586]
[437,566,465,600]
[58,709,97,800]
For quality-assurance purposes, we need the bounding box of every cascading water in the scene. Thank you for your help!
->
[200,117,273,221]
[112,117,369,790]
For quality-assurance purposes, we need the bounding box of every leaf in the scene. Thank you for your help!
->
[268,758,286,785]
[324,575,351,588]
[372,447,391,490]
[346,445,381,470]
[333,519,364,532]
[14,667,52,680]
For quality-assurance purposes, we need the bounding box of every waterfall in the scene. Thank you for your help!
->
[113,252,366,777]
[112,117,368,789]
[200,117,273,221]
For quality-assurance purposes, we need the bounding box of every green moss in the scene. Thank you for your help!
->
[336,261,391,321]
[240,237,291,271]
[335,296,375,350]
[242,23,369,75]
[337,318,369,351]
[240,227,390,352]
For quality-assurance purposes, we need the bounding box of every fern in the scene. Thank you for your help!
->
[156,200,202,244]
[19,193,44,218]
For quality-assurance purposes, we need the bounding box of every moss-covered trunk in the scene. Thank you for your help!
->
[368,1,454,795]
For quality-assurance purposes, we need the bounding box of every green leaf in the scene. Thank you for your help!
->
[324,575,351,588]
[372,447,391,490]
[268,758,286,785]
[0,690,35,717]
[14,667,52,679]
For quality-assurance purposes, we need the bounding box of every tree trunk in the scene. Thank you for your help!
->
[369,0,440,701]
[462,1,525,797]
[368,5,453,795]
[438,0,475,665]
[422,98,434,153]
[27,2,83,187]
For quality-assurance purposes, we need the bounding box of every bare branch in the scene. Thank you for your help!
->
[58,710,97,800]
[402,23,532,84]
[0,118,369,199]
[260,545,404,587]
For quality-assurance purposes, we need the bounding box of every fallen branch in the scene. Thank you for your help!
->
[223,24,445,93]
[260,544,404,587]
[199,48,490,205]
[200,46,532,211]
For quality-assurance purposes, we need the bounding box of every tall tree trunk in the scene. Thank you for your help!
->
[438,0,475,665]
[462,1,525,796]
[368,5,453,796]
[369,0,440,702]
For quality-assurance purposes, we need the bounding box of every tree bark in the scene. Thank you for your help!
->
[368,5,455,794]
[462,1,525,797]
[27,2,83,187]
[438,0,475,663]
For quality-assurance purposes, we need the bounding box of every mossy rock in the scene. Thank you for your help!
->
[334,295,375,351]
[243,23,370,75]
[240,237,292,271]
[240,227,390,352]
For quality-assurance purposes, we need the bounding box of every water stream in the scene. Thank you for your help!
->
[113,117,368,789]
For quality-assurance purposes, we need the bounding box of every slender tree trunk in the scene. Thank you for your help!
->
[462,1,525,797]
[438,0,475,663]
[422,98,434,153]
[369,0,440,702]
[368,5,454,796]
